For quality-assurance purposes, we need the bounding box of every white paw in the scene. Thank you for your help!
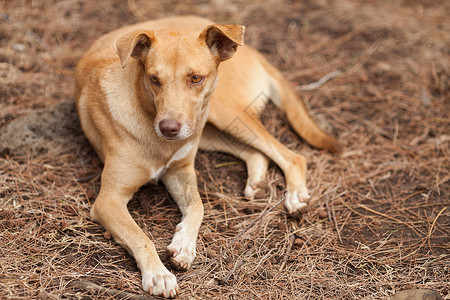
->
[284,189,310,215]
[167,224,196,270]
[142,268,178,298]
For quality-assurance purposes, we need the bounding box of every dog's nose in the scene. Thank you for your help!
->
[159,119,181,138]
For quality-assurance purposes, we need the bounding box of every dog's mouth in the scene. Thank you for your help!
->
[158,134,185,141]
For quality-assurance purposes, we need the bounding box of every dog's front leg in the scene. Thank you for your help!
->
[162,161,204,270]
[91,160,178,298]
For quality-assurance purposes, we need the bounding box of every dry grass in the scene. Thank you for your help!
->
[1,0,449,299]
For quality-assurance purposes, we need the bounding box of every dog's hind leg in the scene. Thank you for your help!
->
[209,108,310,215]
[256,51,343,154]
[199,123,270,199]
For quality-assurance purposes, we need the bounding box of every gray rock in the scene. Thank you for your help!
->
[392,289,443,300]
[0,99,84,158]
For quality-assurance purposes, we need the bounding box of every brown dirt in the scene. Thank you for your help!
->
[0,0,449,299]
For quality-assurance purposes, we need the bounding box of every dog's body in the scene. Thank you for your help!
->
[75,16,341,297]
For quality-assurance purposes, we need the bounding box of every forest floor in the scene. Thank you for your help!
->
[0,0,449,299]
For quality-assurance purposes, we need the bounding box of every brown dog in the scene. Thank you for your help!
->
[75,16,340,297]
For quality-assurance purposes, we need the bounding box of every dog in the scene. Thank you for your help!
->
[75,15,341,298]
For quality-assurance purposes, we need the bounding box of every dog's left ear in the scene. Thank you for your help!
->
[200,24,245,62]
[114,30,155,68]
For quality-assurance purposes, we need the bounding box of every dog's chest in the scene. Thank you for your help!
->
[149,141,194,181]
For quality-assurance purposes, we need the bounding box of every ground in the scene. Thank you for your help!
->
[0,0,449,299]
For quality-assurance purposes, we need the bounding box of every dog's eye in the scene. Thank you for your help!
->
[149,75,159,85]
[191,75,204,85]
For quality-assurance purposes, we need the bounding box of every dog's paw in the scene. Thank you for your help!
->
[284,189,310,215]
[244,180,268,199]
[142,268,178,298]
[167,224,196,270]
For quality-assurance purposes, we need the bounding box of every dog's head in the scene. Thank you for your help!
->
[114,23,245,140]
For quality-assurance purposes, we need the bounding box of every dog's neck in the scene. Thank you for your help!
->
[101,60,156,141]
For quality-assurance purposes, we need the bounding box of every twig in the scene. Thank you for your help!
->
[217,195,284,282]
[326,200,343,243]
[361,119,439,181]
[325,183,343,243]
[295,70,342,91]
[357,203,419,234]
[402,206,448,260]
[180,193,285,281]
[427,207,447,249]
[287,219,327,238]
[226,193,285,250]
[221,247,256,284]
[279,234,295,271]
[331,203,342,243]
[70,281,157,300]
[254,248,276,272]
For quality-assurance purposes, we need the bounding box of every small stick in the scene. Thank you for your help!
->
[70,281,158,300]
[325,201,342,243]
[427,206,447,249]
[279,234,296,271]
[357,203,419,234]
[331,202,343,243]
[222,247,256,284]
[295,70,342,91]
[216,195,285,283]
[183,194,285,280]
[403,206,447,260]
[326,183,342,243]
[226,193,285,250]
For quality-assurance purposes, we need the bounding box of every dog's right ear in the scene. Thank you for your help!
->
[114,30,155,68]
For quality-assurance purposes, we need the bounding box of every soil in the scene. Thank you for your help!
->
[0,0,449,299]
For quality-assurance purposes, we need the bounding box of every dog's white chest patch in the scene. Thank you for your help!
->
[151,166,165,181]
[168,142,194,166]
[150,142,194,181]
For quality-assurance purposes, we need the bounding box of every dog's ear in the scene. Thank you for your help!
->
[114,30,155,68]
[200,24,245,61]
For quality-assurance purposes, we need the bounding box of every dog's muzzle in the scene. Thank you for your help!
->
[159,119,182,139]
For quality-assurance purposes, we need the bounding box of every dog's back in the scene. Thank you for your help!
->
[210,45,342,153]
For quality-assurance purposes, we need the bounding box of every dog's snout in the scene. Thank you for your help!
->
[159,119,182,138]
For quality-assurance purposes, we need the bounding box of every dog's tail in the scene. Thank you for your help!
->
[257,53,343,154]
